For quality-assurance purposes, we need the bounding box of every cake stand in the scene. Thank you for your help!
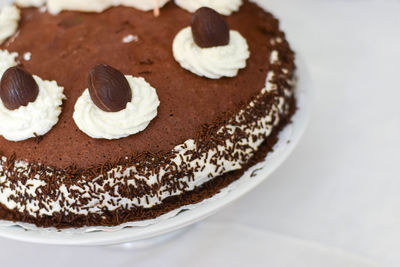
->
[0,57,312,246]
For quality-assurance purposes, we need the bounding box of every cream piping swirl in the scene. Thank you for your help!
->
[173,27,250,79]
[0,76,65,142]
[0,5,20,45]
[47,0,170,14]
[175,0,242,15]
[73,76,160,140]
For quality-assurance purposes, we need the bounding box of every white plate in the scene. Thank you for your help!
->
[0,57,311,246]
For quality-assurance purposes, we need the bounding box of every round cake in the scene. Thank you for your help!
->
[0,0,296,228]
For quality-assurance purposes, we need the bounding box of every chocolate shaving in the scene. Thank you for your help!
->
[139,59,154,65]
[138,71,151,75]
[33,133,43,144]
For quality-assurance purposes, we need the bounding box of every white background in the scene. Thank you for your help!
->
[0,0,399,266]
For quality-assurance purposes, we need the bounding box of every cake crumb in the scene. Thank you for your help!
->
[122,34,139,43]
[23,52,32,61]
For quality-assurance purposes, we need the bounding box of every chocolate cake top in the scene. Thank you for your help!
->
[0,1,280,168]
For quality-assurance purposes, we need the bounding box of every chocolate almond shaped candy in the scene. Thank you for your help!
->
[0,66,39,110]
[191,7,230,48]
[88,64,132,112]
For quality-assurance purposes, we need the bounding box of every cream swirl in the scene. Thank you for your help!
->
[173,27,250,79]
[119,0,170,11]
[15,0,46,7]
[73,76,160,140]
[47,0,170,14]
[0,75,65,142]
[0,5,20,45]
[0,50,18,76]
[175,0,242,15]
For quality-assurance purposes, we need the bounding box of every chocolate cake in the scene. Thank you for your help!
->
[0,0,296,228]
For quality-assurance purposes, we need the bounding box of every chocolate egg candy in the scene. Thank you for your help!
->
[0,66,39,110]
[191,7,230,48]
[88,64,132,112]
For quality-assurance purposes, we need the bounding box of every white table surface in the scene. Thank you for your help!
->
[0,0,399,266]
